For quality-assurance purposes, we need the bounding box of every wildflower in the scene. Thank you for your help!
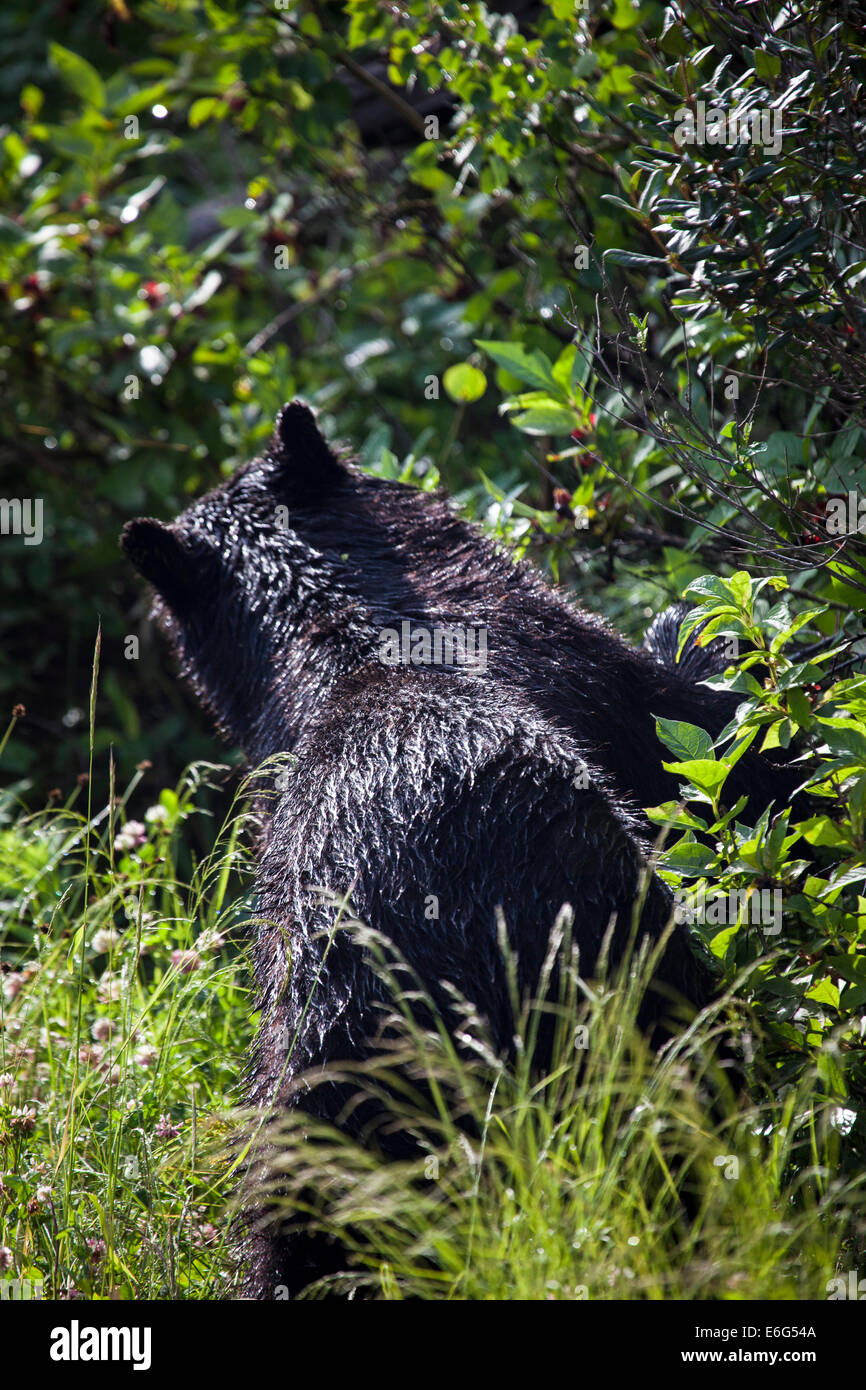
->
[114,820,147,853]
[92,928,120,954]
[171,949,201,974]
[35,1185,53,1205]
[86,1237,107,1263]
[145,804,170,827]
[91,1019,113,1042]
[134,1045,158,1069]
[154,1114,179,1140]
[0,1247,12,1272]
[0,1073,14,1089]
[9,1106,36,1133]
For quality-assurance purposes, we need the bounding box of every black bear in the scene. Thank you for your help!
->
[181,402,801,824]
[119,402,761,1297]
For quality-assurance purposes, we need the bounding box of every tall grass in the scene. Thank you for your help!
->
[254,916,861,1300]
[0,723,258,1297]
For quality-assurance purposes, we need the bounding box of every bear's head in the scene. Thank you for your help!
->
[120,402,383,755]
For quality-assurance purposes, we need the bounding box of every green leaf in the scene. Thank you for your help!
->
[805,976,840,1009]
[655,718,714,761]
[120,82,171,117]
[766,228,821,264]
[189,97,225,128]
[511,405,581,435]
[659,6,691,55]
[475,340,558,393]
[761,719,792,752]
[443,363,487,404]
[663,758,731,797]
[601,65,637,97]
[551,343,577,392]
[646,801,709,833]
[753,48,782,81]
[49,42,105,109]
[822,727,866,764]
[770,608,825,654]
[20,84,43,118]
[660,838,716,876]
[728,571,754,608]
[798,817,849,848]
[710,925,739,960]
[599,194,648,222]
[604,249,668,269]
[826,955,866,987]
[786,688,813,730]
[685,575,740,605]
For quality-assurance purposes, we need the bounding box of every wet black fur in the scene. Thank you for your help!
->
[120,401,795,1297]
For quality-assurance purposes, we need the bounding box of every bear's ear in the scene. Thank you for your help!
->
[268,400,344,499]
[120,518,196,609]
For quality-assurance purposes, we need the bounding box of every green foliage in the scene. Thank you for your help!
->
[0,754,257,1298]
[648,577,866,1181]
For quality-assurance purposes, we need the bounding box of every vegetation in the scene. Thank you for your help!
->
[2,0,865,1298]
